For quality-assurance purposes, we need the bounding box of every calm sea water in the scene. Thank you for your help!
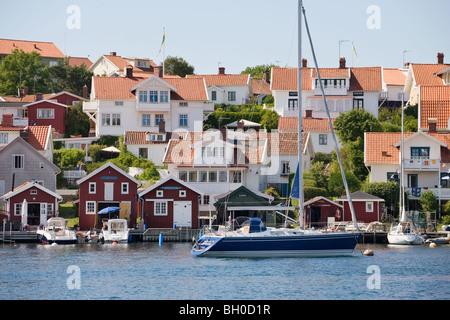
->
[0,242,449,301]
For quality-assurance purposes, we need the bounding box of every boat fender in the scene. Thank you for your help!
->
[429,243,437,248]
[112,242,118,246]
[364,249,374,256]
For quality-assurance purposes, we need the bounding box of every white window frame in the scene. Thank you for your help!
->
[179,190,186,198]
[14,203,22,216]
[366,202,374,213]
[156,190,164,198]
[86,201,96,215]
[37,109,54,119]
[139,90,148,103]
[154,201,168,216]
[160,91,169,103]
[89,182,96,194]
[179,114,188,127]
[142,114,151,127]
[121,182,129,195]
[12,154,24,169]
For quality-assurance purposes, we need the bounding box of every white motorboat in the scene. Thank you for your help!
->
[101,219,129,243]
[37,217,77,245]
[388,221,423,245]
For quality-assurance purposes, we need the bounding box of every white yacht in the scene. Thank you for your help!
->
[37,217,77,245]
[101,219,129,243]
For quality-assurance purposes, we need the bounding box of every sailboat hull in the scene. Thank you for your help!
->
[387,233,423,245]
[192,232,361,257]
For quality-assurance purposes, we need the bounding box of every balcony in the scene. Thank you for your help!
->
[406,187,450,200]
[136,102,170,112]
[313,85,348,96]
[403,158,440,171]
[83,101,98,112]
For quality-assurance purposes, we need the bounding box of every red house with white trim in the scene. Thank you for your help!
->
[138,176,203,229]
[1,181,63,226]
[76,162,141,231]
[25,100,67,135]
[336,191,385,223]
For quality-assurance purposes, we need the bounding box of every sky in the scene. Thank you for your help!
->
[1,0,449,75]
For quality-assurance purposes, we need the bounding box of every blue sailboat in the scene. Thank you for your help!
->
[191,0,361,257]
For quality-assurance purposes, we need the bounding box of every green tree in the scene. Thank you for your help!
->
[45,58,93,96]
[53,148,85,168]
[361,181,400,217]
[163,56,195,77]
[334,109,382,148]
[419,190,438,213]
[328,170,361,197]
[241,64,278,79]
[0,49,48,95]
[64,103,90,137]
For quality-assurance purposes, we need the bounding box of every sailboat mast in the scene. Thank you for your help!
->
[400,93,405,221]
[297,0,304,228]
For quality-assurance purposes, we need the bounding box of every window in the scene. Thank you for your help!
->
[37,109,54,119]
[12,155,24,169]
[228,91,236,101]
[86,201,96,214]
[366,202,374,212]
[115,101,124,106]
[203,195,210,205]
[39,163,44,169]
[154,201,168,216]
[189,171,197,182]
[289,92,298,96]
[319,134,328,145]
[89,182,96,194]
[209,171,218,183]
[156,190,164,197]
[281,161,290,175]
[121,183,129,194]
[139,90,148,103]
[179,102,188,107]
[411,147,430,159]
[30,189,37,195]
[387,172,399,183]
[219,171,228,182]
[0,133,7,144]
[155,114,164,126]
[408,174,418,188]
[179,114,188,127]
[211,91,217,101]
[149,91,158,103]
[112,114,121,126]
[353,99,364,110]
[179,190,186,198]
[14,203,22,216]
[179,171,187,182]
[102,113,110,126]
[137,60,147,67]
[142,114,151,126]
[139,148,148,159]
[160,91,169,103]
[199,171,208,182]
[230,171,242,183]
[288,99,298,110]
[47,203,54,216]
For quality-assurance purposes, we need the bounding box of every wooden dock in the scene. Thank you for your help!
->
[1,231,39,243]
[142,228,200,242]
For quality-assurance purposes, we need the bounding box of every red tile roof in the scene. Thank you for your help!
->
[411,64,450,86]
[93,76,208,101]
[0,39,65,58]
[187,74,250,86]
[383,68,406,86]
[278,117,335,132]
[270,67,312,91]
[251,79,272,96]
[311,68,350,78]
[27,126,50,150]
[268,131,309,155]
[420,86,450,130]
[349,67,383,91]
[124,131,171,145]
[68,57,93,68]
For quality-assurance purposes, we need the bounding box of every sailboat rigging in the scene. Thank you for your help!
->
[191,0,361,257]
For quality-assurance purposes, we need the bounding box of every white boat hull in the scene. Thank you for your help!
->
[387,233,423,245]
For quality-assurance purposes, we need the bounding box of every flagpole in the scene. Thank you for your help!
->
[163,27,166,78]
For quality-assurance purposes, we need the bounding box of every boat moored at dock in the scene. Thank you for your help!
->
[36,217,77,245]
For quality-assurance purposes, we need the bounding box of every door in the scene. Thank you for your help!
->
[40,203,47,227]
[173,201,192,228]
[104,183,114,201]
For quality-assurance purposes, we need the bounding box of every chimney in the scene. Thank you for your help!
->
[262,71,270,83]
[154,66,163,78]
[428,118,437,133]
[22,86,29,96]
[302,58,308,68]
[125,65,133,78]
[219,67,225,75]
[110,52,117,56]
[220,126,227,142]
[305,110,313,118]
[237,120,245,131]
[339,57,346,69]
[437,52,444,64]
[2,114,13,127]
[82,85,88,99]
[35,93,43,101]
[159,121,166,133]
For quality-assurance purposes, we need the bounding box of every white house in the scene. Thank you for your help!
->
[271,58,383,119]
[365,129,450,208]
[89,52,157,77]
[124,129,173,166]
[187,67,252,105]
[82,73,214,137]
[163,127,270,217]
